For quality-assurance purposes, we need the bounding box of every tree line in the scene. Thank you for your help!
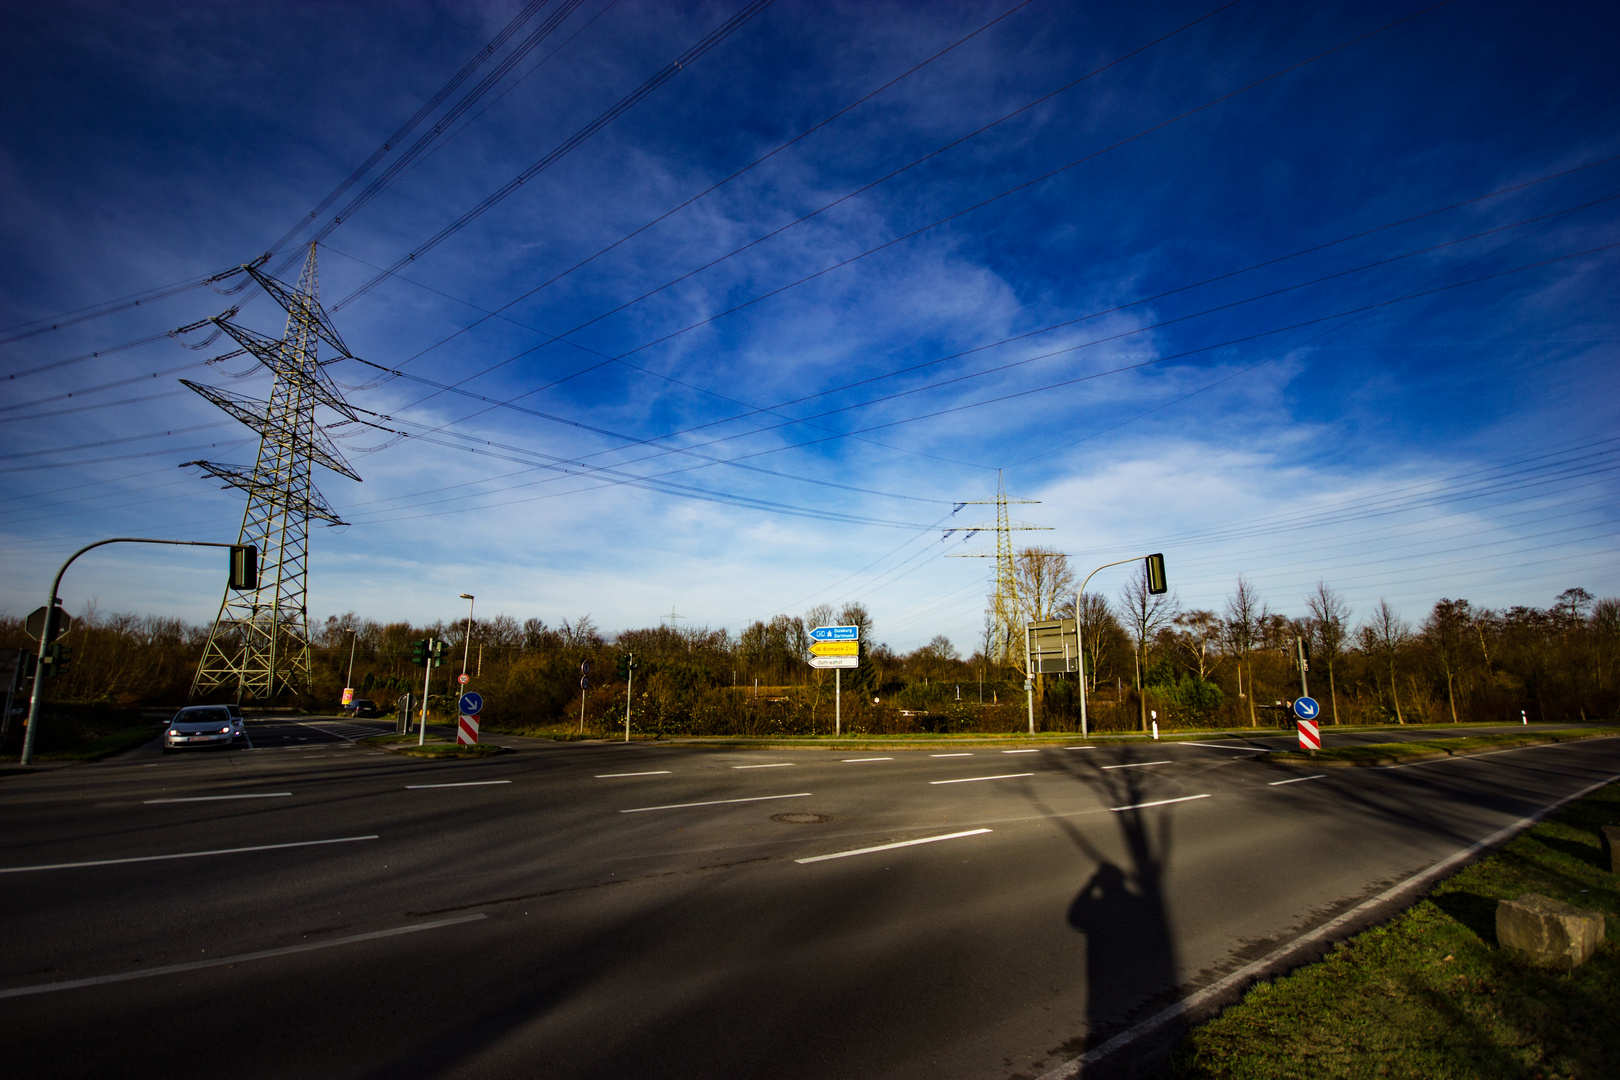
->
[3,563,1615,742]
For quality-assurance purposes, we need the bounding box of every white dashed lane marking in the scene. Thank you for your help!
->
[796,828,993,865]
[929,773,1033,786]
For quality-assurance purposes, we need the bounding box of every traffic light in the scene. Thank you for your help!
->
[616,653,632,678]
[410,639,430,668]
[40,643,71,679]
[1145,552,1168,595]
[430,640,449,668]
[229,544,259,591]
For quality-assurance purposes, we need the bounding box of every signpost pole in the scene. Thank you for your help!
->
[1296,636,1310,698]
[1077,641,1088,738]
[835,668,841,737]
[624,656,633,743]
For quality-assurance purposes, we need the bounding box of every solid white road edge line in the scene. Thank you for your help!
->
[1110,794,1210,812]
[0,835,380,875]
[796,828,993,864]
[733,763,795,769]
[595,771,672,778]
[1101,761,1172,770]
[144,793,292,804]
[405,780,513,789]
[1269,774,1328,786]
[620,793,812,813]
[929,773,1033,785]
[1036,769,1620,1080]
[0,914,487,1000]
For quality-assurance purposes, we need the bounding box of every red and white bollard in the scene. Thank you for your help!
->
[1296,718,1320,751]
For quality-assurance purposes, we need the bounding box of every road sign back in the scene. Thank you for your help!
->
[25,606,72,643]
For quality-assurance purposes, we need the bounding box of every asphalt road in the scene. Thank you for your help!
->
[1,721,1616,1080]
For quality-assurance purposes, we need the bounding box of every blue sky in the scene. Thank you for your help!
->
[2,0,1617,653]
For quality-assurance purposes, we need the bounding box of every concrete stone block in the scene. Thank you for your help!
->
[1601,825,1620,875]
[1496,893,1605,968]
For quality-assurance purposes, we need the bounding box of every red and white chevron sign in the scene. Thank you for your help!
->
[1297,718,1320,751]
[457,713,480,746]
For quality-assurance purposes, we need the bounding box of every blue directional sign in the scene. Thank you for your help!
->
[459,692,483,716]
[810,625,860,642]
[1292,696,1320,721]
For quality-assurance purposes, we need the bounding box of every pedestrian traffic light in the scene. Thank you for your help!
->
[229,544,259,591]
[41,642,71,678]
[1145,552,1168,595]
[410,639,430,668]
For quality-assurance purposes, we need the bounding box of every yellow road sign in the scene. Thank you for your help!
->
[809,641,859,657]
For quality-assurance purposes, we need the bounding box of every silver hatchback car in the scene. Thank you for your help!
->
[165,706,238,751]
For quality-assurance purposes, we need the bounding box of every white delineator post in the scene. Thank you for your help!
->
[1297,718,1321,751]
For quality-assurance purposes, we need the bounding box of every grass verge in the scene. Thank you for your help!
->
[1171,780,1620,1079]
[1270,726,1620,767]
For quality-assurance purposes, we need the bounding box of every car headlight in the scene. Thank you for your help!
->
[168,729,180,736]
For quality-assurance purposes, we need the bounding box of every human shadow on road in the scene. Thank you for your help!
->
[1025,750,1185,1076]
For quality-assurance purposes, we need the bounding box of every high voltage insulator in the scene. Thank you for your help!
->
[182,244,361,702]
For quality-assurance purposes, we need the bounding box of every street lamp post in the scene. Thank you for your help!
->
[459,594,475,684]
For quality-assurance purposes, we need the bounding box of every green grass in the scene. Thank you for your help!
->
[1270,727,1620,767]
[33,721,164,762]
[1171,781,1620,1080]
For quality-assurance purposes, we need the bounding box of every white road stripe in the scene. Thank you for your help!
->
[929,773,1033,785]
[1110,794,1211,811]
[404,780,512,789]
[796,828,993,864]
[144,792,292,804]
[0,835,378,875]
[620,793,811,813]
[1063,746,1097,750]
[1269,774,1328,786]
[930,752,973,758]
[0,914,486,1000]
[733,763,795,769]
[595,771,672,778]
[842,757,893,762]
[1002,749,1040,754]
[1101,760,1172,770]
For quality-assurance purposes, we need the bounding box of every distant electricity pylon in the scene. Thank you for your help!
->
[947,470,1050,667]
[181,244,362,701]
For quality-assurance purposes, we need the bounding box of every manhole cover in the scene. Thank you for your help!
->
[771,812,830,824]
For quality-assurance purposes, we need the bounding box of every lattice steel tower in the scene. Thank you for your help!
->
[183,244,361,701]
[947,471,1049,667]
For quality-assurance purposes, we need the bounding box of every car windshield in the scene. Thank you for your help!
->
[175,709,230,725]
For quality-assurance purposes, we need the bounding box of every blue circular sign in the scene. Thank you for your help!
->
[1292,696,1320,721]
[459,692,483,716]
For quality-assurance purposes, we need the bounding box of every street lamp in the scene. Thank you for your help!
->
[459,594,475,684]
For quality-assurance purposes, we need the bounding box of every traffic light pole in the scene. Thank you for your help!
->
[20,538,248,767]
[419,639,435,747]
[624,656,634,743]
[1073,553,1168,741]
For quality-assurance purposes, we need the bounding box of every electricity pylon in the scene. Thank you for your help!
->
[946,471,1050,668]
[182,244,361,701]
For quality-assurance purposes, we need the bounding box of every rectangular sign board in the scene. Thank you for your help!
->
[1026,618,1079,674]
[809,641,859,657]
[808,655,860,669]
[810,625,860,642]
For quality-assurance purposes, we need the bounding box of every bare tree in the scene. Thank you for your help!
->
[1014,547,1075,623]
[1305,582,1350,724]
[1366,599,1411,724]
[1423,598,1472,723]
[1223,576,1266,727]
[836,602,873,641]
[1173,610,1223,682]
[1067,592,1117,694]
[1121,564,1179,730]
